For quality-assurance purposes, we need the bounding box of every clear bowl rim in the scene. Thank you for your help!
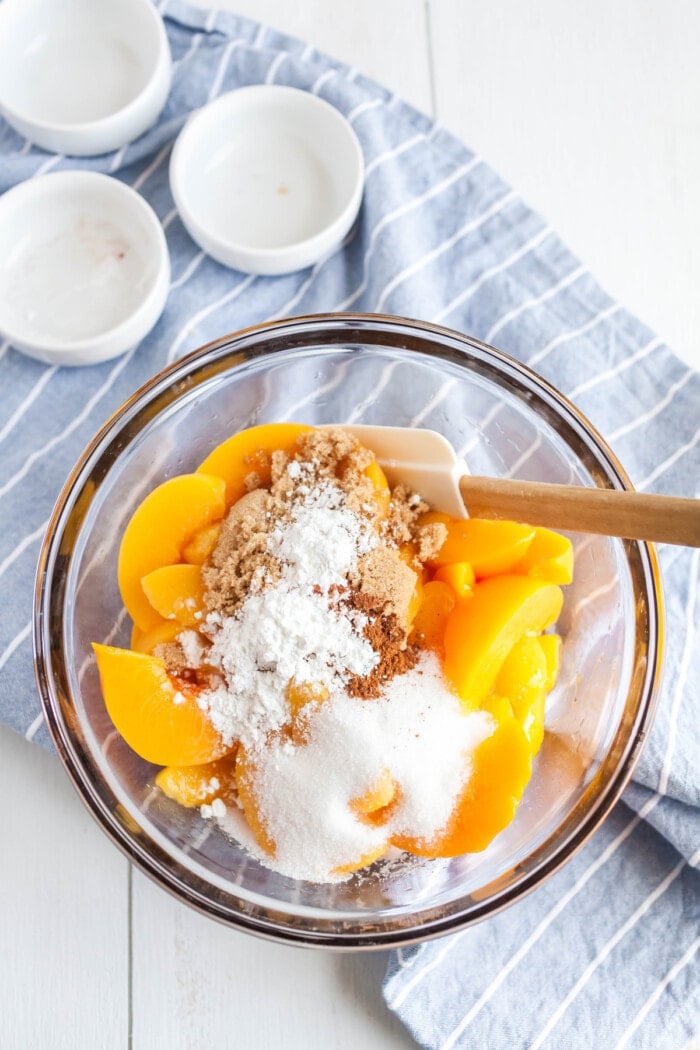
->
[34,312,664,949]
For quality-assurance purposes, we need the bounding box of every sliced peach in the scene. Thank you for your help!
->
[331,842,388,876]
[539,633,562,691]
[410,580,456,654]
[141,563,205,628]
[496,636,548,755]
[286,679,330,720]
[434,561,475,598]
[444,575,563,709]
[93,644,229,767]
[182,522,221,565]
[131,619,186,656]
[235,746,276,856]
[286,679,330,744]
[350,769,397,823]
[196,423,314,506]
[364,458,391,518]
[118,473,226,631]
[419,510,452,529]
[423,517,536,578]
[407,574,423,626]
[513,527,574,584]
[130,624,145,650]
[392,702,531,857]
[155,752,238,808]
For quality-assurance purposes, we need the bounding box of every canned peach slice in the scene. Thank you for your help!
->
[131,619,187,656]
[182,522,221,565]
[513,526,574,584]
[410,580,456,654]
[433,560,475,598]
[495,635,549,755]
[350,769,397,823]
[538,633,562,691]
[130,623,145,649]
[444,575,563,709]
[331,842,388,876]
[235,745,276,857]
[363,457,391,518]
[93,644,229,767]
[196,422,313,506]
[155,752,238,808]
[421,515,536,578]
[286,679,330,744]
[118,473,225,632]
[141,563,205,628]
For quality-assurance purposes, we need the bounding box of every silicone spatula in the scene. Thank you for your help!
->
[333,424,700,547]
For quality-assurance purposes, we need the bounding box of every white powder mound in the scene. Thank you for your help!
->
[178,629,205,668]
[198,477,378,749]
[267,482,375,593]
[203,584,377,747]
[231,652,495,882]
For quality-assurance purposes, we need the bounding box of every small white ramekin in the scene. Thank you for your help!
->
[0,172,170,366]
[170,86,365,276]
[0,0,171,157]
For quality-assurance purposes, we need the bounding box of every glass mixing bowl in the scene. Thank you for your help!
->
[35,313,662,948]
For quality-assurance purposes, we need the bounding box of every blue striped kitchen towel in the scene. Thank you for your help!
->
[0,2,697,1047]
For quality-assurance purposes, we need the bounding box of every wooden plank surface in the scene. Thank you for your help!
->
[2,1,699,1048]
[0,729,129,1050]
[131,869,414,1049]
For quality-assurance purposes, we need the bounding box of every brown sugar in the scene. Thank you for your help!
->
[355,546,418,631]
[202,488,278,618]
[384,484,428,544]
[417,521,448,562]
[287,427,379,522]
[153,640,187,673]
[202,427,388,620]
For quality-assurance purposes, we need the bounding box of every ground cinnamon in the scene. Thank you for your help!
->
[345,591,420,699]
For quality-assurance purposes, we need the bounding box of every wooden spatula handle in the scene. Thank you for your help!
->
[459,475,700,546]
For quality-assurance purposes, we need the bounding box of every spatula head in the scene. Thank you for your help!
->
[322,424,469,518]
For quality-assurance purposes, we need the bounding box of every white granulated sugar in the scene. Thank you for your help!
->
[199,480,377,748]
[234,652,494,882]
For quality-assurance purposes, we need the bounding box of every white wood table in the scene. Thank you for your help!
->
[2,2,698,1047]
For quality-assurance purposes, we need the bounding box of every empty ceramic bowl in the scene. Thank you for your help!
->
[0,0,171,156]
[170,86,365,275]
[0,171,170,366]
